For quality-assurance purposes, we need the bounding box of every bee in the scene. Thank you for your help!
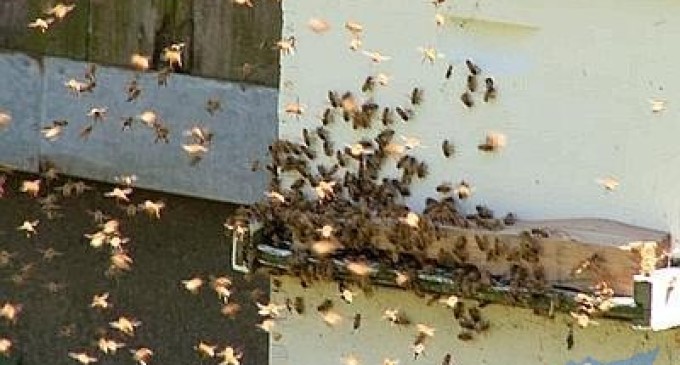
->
[353,313,362,331]
[316,127,330,141]
[206,98,222,115]
[322,108,334,125]
[126,78,141,102]
[467,75,477,92]
[317,299,333,313]
[484,77,497,102]
[465,59,481,75]
[362,76,376,93]
[382,107,395,126]
[442,139,454,158]
[453,301,465,319]
[328,91,341,108]
[445,64,453,79]
[294,296,305,314]
[436,183,452,194]
[566,324,574,350]
[395,107,413,122]
[323,140,334,157]
[79,124,94,139]
[442,353,452,365]
[336,150,347,167]
[458,331,474,341]
[250,160,260,172]
[477,132,506,152]
[460,92,474,108]
[290,178,306,190]
[302,128,312,147]
[410,87,424,106]
[416,162,428,178]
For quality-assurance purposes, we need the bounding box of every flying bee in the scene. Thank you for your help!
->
[460,92,474,108]
[362,76,376,93]
[436,183,452,194]
[79,124,94,139]
[322,108,334,125]
[465,59,481,75]
[328,91,341,108]
[442,139,454,158]
[478,132,506,152]
[382,107,395,126]
[411,87,424,105]
[484,77,497,102]
[467,75,477,92]
[395,107,413,122]
[445,64,453,79]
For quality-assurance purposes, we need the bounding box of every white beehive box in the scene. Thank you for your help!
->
[634,267,680,331]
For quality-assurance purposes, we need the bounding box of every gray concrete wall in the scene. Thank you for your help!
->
[0,51,278,204]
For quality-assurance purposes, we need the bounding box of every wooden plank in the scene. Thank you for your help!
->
[0,0,90,60]
[88,0,160,68]
[192,0,281,86]
[366,218,670,297]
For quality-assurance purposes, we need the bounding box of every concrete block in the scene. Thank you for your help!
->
[0,52,41,172]
[40,57,277,204]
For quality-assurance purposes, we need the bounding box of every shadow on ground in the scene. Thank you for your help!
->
[0,171,269,364]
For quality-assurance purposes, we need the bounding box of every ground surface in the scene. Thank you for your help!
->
[0,170,269,365]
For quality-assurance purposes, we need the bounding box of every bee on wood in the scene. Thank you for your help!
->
[566,324,574,350]
[395,107,413,122]
[382,107,395,126]
[317,299,333,313]
[453,301,465,319]
[465,59,481,75]
[458,331,474,341]
[316,127,330,141]
[362,76,376,93]
[323,140,334,157]
[302,128,312,147]
[290,178,306,190]
[436,183,452,194]
[467,75,477,92]
[353,313,362,331]
[460,92,474,108]
[484,77,497,102]
[441,139,454,158]
[126,78,141,102]
[411,87,424,106]
[294,296,305,315]
[322,108,334,126]
[336,150,347,167]
[416,162,428,178]
[328,91,341,108]
[445,64,453,79]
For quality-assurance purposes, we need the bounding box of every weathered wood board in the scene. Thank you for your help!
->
[1,0,282,85]
[370,218,670,296]
[192,0,282,86]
